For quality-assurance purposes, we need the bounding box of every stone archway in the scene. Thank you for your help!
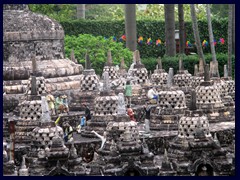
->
[124,168,141,176]
[196,164,214,176]
[121,163,144,176]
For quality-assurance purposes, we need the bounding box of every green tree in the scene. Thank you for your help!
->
[64,34,133,75]
[28,4,76,21]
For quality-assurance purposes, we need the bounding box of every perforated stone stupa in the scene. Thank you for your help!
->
[103,50,119,80]
[151,57,168,86]
[3,4,83,113]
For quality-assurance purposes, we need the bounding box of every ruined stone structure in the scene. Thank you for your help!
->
[3,4,235,177]
[3,4,83,114]
[73,53,100,111]
[81,72,118,137]
[150,68,187,131]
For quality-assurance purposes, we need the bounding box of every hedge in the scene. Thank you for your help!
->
[141,53,235,78]
[60,19,229,58]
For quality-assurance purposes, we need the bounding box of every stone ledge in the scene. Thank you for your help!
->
[4,30,64,42]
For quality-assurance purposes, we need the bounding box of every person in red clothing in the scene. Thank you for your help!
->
[127,105,136,121]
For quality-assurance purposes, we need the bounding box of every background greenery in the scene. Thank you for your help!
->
[65,34,133,75]
[142,53,235,78]
[61,19,228,58]
[29,4,233,77]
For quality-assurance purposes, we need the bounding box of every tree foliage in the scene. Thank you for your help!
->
[61,19,229,58]
[29,4,226,22]
[64,34,133,75]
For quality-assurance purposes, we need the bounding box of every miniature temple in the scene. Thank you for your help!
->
[3,4,235,177]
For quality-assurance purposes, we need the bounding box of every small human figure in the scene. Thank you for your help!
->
[127,105,136,121]
[46,91,56,115]
[83,104,91,121]
[55,94,63,114]
[77,116,86,133]
[63,122,73,142]
[124,80,132,106]
[147,87,159,104]
[61,94,69,114]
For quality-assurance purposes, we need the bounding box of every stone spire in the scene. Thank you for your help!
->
[210,60,220,78]
[102,71,110,93]
[70,143,78,158]
[199,58,204,76]
[161,148,172,171]
[71,49,78,64]
[204,64,210,82]
[135,50,141,65]
[41,96,51,122]
[157,57,162,69]
[30,54,38,96]
[163,148,169,162]
[19,155,29,176]
[179,56,184,71]
[106,50,113,66]
[85,52,91,70]
[194,64,199,76]
[117,93,126,115]
[120,58,126,69]
[167,68,174,88]
[31,54,37,76]
[224,65,228,78]
[133,50,145,69]
[189,90,197,111]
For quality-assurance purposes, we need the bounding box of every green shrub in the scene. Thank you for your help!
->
[60,19,229,58]
[64,34,133,75]
[141,53,235,78]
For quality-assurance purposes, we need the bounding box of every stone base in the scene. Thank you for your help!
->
[70,91,99,111]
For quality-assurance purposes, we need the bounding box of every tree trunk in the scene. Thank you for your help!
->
[206,4,219,78]
[190,4,206,65]
[164,4,176,56]
[77,4,85,19]
[232,4,235,55]
[124,4,137,52]
[206,4,217,62]
[228,4,233,78]
[178,4,185,54]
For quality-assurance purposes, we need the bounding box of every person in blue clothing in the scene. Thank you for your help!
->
[77,116,86,133]
[80,116,86,127]
[83,104,91,121]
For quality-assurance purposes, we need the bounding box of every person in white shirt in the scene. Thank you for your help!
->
[147,87,159,102]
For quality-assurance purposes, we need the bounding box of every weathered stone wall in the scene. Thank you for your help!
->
[4,39,64,62]
[3,8,65,62]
